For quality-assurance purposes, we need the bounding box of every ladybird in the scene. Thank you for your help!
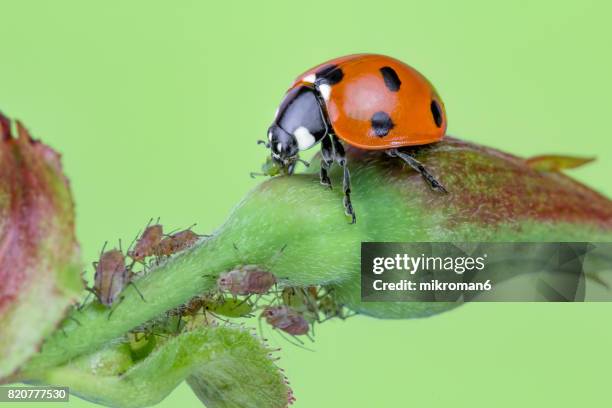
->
[262,54,448,223]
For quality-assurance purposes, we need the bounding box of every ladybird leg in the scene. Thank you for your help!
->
[320,135,334,189]
[286,161,296,175]
[330,136,356,224]
[387,148,448,193]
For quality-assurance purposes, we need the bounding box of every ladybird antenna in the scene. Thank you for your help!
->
[250,172,266,178]
[297,158,310,167]
[257,140,271,148]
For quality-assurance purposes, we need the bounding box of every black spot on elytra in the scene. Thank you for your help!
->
[315,65,344,85]
[371,111,395,137]
[431,100,443,128]
[379,66,401,91]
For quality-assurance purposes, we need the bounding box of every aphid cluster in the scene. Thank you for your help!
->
[85,230,353,369]
[128,220,206,266]
[211,259,355,341]
[84,219,207,316]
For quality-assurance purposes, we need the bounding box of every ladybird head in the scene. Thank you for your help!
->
[267,124,299,166]
[267,85,328,170]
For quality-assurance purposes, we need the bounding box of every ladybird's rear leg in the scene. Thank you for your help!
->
[387,148,447,193]
[319,135,334,189]
[331,135,356,224]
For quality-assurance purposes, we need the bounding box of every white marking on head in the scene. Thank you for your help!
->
[293,126,316,150]
[277,142,282,152]
[319,84,331,101]
[303,74,316,83]
[268,129,273,141]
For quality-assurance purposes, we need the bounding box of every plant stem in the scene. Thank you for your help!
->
[18,141,612,379]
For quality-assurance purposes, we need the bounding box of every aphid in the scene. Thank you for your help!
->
[128,219,164,263]
[250,151,308,178]
[155,226,206,258]
[169,295,204,318]
[250,155,285,178]
[127,329,158,361]
[317,288,356,321]
[91,244,130,307]
[217,265,277,296]
[261,306,309,336]
[182,295,206,316]
[203,295,254,318]
[87,242,145,316]
[281,286,319,322]
[266,54,448,223]
[170,294,255,332]
[167,295,207,332]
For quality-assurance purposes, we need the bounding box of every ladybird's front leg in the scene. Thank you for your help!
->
[387,148,447,193]
[286,161,297,175]
[331,135,356,224]
[320,135,334,189]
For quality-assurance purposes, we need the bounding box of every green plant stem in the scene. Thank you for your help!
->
[19,141,612,380]
[20,174,357,378]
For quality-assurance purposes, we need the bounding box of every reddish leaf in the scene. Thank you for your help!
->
[0,112,82,381]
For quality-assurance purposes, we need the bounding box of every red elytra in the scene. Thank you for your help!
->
[292,54,447,149]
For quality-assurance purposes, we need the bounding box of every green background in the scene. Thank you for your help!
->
[2,0,611,407]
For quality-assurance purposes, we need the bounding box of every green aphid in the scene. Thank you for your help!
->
[250,156,285,178]
[204,296,254,318]
[127,330,157,361]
